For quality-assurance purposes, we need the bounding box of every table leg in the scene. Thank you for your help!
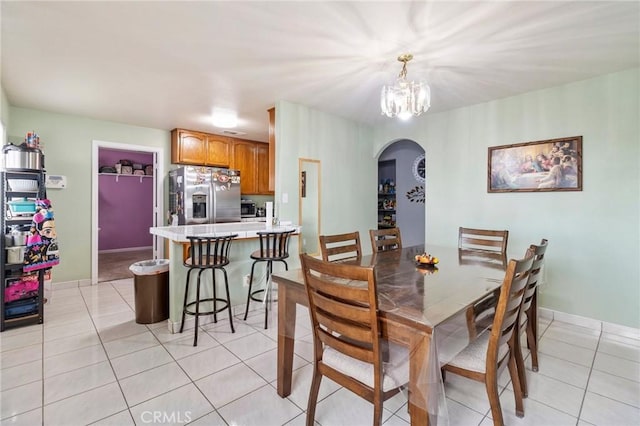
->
[277,284,297,397]
[408,331,431,426]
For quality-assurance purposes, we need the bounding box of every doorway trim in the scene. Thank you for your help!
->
[91,140,164,285]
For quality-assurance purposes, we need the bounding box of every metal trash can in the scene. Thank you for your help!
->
[129,259,170,324]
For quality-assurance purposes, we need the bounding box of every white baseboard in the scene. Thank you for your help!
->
[539,307,640,339]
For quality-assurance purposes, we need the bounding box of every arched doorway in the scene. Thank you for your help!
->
[377,140,425,247]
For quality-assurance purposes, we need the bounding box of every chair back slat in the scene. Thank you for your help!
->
[319,330,376,364]
[458,227,509,255]
[319,231,362,262]
[369,228,402,253]
[185,234,237,268]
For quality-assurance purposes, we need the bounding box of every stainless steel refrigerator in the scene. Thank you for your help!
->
[168,166,241,225]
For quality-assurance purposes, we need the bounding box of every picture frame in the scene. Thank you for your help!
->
[488,136,582,193]
[301,170,306,198]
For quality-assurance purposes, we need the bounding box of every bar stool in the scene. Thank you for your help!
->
[243,229,294,329]
[180,234,237,346]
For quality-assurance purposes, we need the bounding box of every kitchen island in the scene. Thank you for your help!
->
[150,222,300,332]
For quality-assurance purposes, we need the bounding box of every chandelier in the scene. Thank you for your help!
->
[380,54,430,120]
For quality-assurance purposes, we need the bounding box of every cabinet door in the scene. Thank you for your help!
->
[231,141,257,194]
[206,136,231,167]
[171,129,207,165]
[256,143,272,194]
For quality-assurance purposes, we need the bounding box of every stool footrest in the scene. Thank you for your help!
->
[249,289,265,303]
[184,298,231,316]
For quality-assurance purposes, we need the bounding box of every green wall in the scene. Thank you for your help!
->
[5,68,639,328]
[274,101,377,250]
[372,68,640,328]
[7,107,170,283]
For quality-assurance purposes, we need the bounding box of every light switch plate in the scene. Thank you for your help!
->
[45,174,67,189]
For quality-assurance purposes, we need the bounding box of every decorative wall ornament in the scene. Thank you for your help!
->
[406,185,424,203]
[412,154,425,183]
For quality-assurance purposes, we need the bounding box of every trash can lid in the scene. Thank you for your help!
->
[129,259,169,275]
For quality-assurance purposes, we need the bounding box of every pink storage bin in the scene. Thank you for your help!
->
[4,275,39,303]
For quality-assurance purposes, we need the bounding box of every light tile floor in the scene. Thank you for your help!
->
[1,278,639,425]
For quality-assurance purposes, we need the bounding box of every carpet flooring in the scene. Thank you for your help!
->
[98,248,153,282]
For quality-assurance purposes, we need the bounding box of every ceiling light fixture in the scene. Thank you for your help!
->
[212,109,238,128]
[380,53,430,120]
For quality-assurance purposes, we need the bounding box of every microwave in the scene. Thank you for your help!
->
[241,201,256,218]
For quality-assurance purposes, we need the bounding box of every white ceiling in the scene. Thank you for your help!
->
[2,1,639,143]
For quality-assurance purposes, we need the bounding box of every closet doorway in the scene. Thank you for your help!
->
[91,140,164,284]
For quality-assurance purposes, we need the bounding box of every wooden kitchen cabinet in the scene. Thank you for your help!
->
[171,129,231,167]
[256,142,271,194]
[231,139,257,194]
[230,139,272,195]
[171,128,272,195]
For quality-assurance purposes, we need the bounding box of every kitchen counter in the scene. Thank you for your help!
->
[149,222,301,333]
[150,222,299,242]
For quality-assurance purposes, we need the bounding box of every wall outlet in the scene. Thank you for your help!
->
[243,274,250,287]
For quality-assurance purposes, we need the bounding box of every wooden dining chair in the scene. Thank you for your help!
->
[458,227,509,255]
[442,253,534,425]
[514,239,548,397]
[369,227,402,253]
[319,231,362,263]
[459,227,509,339]
[300,253,409,426]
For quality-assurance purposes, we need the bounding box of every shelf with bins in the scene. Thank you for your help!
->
[1,170,46,331]
[377,192,396,228]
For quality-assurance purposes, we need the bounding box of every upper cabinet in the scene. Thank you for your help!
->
[171,129,231,167]
[171,128,273,195]
[231,139,257,194]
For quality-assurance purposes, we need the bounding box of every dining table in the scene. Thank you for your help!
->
[272,244,511,426]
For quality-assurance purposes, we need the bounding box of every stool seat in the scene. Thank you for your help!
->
[180,234,237,346]
[243,229,294,329]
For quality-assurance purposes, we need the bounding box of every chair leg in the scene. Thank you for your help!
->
[373,390,383,426]
[180,269,193,334]
[485,371,504,426]
[222,268,235,333]
[193,269,204,347]
[527,320,539,372]
[212,268,218,324]
[306,367,322,426]
[264,261,272,329]
[514,331,528,398]
[508,352,525,418]
[243,261,259,320]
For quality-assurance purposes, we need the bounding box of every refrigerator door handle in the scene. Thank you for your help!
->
[214,174,217,223]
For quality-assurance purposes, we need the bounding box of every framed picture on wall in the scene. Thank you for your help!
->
[488,136,582,193]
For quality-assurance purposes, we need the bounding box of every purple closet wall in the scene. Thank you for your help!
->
[98,149,154,251]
